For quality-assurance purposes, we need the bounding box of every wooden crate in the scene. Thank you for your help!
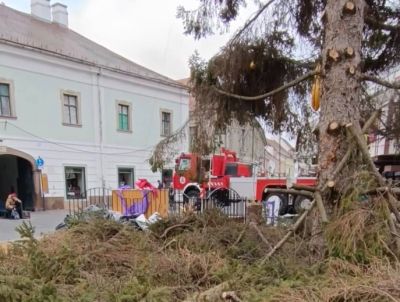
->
[111,189,169,218]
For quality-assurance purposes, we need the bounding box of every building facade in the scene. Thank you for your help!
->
[368,68,400,158]
[0,1,189,210]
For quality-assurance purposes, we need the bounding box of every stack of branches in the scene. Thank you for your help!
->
[261,258,400,302]
[3,201,400,301]
[0,210,301,302]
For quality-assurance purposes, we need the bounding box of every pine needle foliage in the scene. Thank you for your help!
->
[179,0,400,154]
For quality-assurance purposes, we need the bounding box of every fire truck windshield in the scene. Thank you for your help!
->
[178,158,191,171]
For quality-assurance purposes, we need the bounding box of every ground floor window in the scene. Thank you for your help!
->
[65,167,86,199]
[118,167,134,187]
[162,169,173,188]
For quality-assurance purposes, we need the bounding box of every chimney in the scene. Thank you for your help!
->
[31,0,51,22]
[52,3,68,27]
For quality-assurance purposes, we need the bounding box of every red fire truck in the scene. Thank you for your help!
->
[172,148,317,215]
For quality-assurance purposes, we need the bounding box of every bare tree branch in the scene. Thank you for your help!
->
[361,74,400,90]
[213,70,317,101]
[229,0,277,44]
[365,16,400,31]
[149,119,190,172]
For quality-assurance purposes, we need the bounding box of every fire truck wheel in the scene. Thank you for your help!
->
[185,190,201,211]
[294,195,313,213]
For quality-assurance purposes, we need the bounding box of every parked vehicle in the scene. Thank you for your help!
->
[171,148,317,215]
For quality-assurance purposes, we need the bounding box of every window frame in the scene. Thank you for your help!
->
[160,109,173,137]
[64,166,87,200]
[60,90,82,127]
[117,166,135,188]
[0,79,16,119]
[116,100,133,133]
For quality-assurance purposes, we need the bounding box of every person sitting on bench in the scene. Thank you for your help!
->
[5,193,23,219]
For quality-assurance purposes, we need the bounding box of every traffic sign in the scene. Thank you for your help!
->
[36,156,44,169]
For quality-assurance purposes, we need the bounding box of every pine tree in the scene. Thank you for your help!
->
[176,0,400,256]
[178,0,399,192]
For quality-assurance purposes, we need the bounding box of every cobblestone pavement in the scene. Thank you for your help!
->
[0,210,68,242]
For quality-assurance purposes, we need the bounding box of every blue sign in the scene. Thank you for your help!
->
[36,156,44,169]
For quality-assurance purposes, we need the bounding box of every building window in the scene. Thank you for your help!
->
[161,110,172,136]
[62,92,81,126]
[65,167,86,199]
[162,169,173,188]
[118,167,134,187]
[118,104,129,131]
[116,101,132,132]
[0,83,12,117]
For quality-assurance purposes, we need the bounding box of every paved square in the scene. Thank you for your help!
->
[0,210,69,242]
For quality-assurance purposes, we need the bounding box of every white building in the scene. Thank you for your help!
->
[368,68,400,158]
[0,1,189,210]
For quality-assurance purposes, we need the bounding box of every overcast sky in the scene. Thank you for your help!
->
[5,0,256,80]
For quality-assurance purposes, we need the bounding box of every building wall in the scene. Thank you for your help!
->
[0,43,189,209]
[368,68,400,157]
[215,121,267,175]
[263,138,296,177]
[221,122,265,162]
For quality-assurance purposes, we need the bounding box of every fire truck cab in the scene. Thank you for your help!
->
[172,148,253,198]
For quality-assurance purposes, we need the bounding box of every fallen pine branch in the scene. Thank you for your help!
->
[232,224,248,247]
[250,222,272,251]
[183,281,231,302]
[362,187,400,196]
[315,191,329,223]
[380,238,399,262]
[159,224,192,239]
[157,238,177,253]
[347,124,400,254]
[347,124,400,224]
[260,198,317,265]
[291,184,316,192]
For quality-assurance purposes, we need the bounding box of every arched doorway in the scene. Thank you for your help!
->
[0,147,39,211]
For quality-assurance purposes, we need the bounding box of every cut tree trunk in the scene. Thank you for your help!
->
[313,0,365,255]
[318,0,365,200]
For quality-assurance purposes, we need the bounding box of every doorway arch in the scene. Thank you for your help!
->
[0,147,41,211]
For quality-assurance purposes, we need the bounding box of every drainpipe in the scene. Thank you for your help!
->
[97,68,105,187]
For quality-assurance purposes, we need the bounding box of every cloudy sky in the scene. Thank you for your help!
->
[5,0,256,80]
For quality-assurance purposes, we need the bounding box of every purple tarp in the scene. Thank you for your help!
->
[116,185,150,216]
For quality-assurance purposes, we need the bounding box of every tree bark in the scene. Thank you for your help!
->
[318,0,365,198]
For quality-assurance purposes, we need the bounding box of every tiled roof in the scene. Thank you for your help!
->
[0,4,184,88]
